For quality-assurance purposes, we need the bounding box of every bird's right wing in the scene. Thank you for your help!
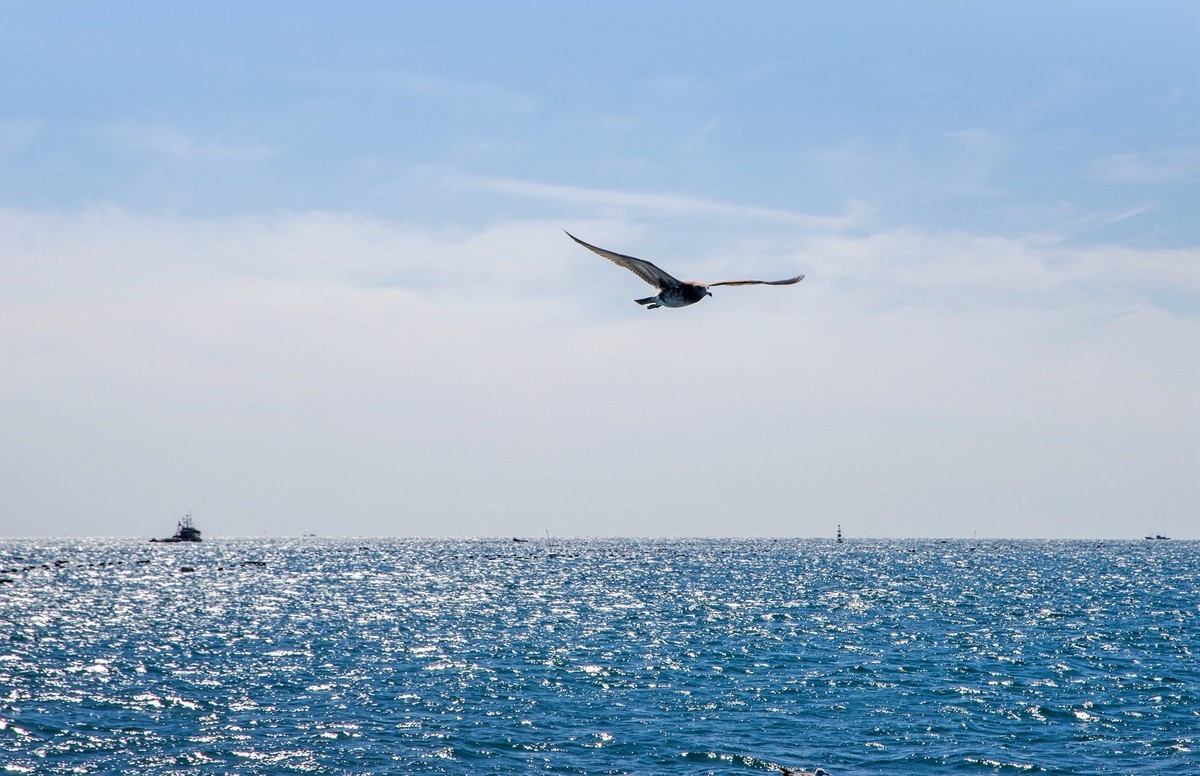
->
[565,231,683,289]
[707,274,805,287]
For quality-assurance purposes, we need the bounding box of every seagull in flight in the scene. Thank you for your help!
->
[565,231,804,309]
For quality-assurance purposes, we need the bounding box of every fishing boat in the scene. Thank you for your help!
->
[836,524,844,544]
[1144,533,1171,540]
[150,513,202,543]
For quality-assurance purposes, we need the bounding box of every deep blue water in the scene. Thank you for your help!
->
[1,538,1196,774]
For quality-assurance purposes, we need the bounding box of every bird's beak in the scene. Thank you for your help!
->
[705,288,713,296]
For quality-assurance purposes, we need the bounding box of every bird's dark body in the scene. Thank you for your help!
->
[638,285,710,309]
[565,231,803,310]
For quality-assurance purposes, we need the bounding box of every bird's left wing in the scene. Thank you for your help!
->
[565,231,683,289]
[707,274,805,287]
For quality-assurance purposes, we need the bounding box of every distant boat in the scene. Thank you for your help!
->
[150,513,202,543]
[1144,534,1171,540]
[836,524,843,544]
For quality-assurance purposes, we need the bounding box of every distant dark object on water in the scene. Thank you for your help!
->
[150,513,202,543]
[512,537,530,543]
[1145,534,1171,540]
[782,768,829,776]
[179,566,195,573]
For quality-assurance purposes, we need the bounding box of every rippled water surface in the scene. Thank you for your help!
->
[1,538,1197,774]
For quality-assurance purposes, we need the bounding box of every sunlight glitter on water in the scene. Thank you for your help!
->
[1,537,1197,774]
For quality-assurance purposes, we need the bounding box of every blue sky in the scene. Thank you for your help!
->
[2,2,1197,538]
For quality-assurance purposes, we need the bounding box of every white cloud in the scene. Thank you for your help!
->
[797,227,1200,301]
[1,207,1196,539]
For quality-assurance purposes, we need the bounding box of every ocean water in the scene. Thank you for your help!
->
[1,538,1196,775]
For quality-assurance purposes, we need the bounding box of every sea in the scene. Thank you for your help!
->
[1,538,1196,775]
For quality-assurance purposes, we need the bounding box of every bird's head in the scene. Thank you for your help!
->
[703,286,712,297]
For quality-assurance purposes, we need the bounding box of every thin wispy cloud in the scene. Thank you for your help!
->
[1091,148,1200,185]
[442,172,872,230]
[0,116,44,158]
[940,127,1011,197]
[1049,202,1160,235]
[303,68,539,113]
[103,121,278,161]
[1009,67,1095,129]
[643,58,794,97]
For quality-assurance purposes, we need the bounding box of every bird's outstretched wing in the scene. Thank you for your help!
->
[565,231,683,289]
[707,274,805,287]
